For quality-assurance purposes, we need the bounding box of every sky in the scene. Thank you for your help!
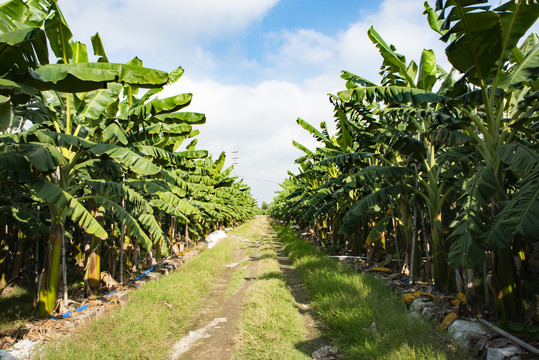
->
[59,0,536,205]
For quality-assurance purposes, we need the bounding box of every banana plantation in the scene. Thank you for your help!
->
[270,1,539,325]
[0,0,258,316]
[1,0,539,357]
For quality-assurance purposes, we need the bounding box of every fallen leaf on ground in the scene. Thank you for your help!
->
[438,312,458,332]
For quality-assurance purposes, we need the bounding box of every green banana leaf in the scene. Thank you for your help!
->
[484,167,539,249]
[89,143,161,175]
[27,62,170,92]
[29,176,108,239]
[93,194,153,251]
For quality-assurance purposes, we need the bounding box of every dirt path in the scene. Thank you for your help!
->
[170,235,262,360]
[271,235,329,354]
[170,218,328,360]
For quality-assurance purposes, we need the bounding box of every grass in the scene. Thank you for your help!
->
[38,220,261,360]
[234,232,311,360]
[0,285,35,330]
[273,222,473,360]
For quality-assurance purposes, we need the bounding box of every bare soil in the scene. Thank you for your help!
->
[170,238,262,360]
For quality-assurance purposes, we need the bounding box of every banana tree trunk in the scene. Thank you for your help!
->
[410,206,418,284]
[332,214,341,246]
[38,223,63,316]
[494,245,521,322]
[119,182,126,283]
[1,218,8,290]
[391,214,402,269]
[169,216,175,254]
[420,211,432,283]
[185,223,189,249]
[156,238,162,262]
[8,232,23,283]
[61,226,68,308]
[119,221,125,283]
[396,196,414,275]
[431,210,448,291]
[491,191,522,322]
[84,211,103,295]
[84,243,101,295]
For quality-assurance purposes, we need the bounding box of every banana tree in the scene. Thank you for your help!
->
[432,0,539,321]
[336,25,461,287]
[0,0,191,314]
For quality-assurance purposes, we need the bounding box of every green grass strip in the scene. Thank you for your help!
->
[274,223,473,360]
[39,222,258,360]
[234,234,311,359]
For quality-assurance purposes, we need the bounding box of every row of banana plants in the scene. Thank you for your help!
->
[0,0,258,315]
[270,0,538,324]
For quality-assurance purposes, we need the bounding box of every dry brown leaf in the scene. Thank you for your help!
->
[438,312,458,332]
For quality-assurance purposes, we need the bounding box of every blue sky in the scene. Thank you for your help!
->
[207,0,380,82]
[60,0,538,204]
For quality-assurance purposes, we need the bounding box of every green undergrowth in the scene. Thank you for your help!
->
[39,220,260,360]
[0,285,35,330]
[234,231,311,359]
[273,222,473,360]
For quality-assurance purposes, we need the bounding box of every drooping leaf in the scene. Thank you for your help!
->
[485,167,539,248]
[341,70,377,88]
[30,177,107,239]
[126,179,198,215]
[43,2,73,63]
[0,26,49,70]
[93,195,153,250]
[345,166,414,188]
[85,179,153,214]
[150,112,206,125]
[500,43,539,89]
[19,142,66,171]
[368,26,415,86]
[78,83,122,121]
[177,149,208,160]
[102,122,129,145]
[89,143,161,175]
[27,62,170,92]
[128,93,193,120]
[339,86,448,106]
[367,215,392,242]
[497,141,538,177]
[448,166,496,268]
[341,184,411,234]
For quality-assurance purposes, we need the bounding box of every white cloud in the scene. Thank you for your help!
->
[61,0,280,70]
[270,29,336,66]
[160,76,333,203]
